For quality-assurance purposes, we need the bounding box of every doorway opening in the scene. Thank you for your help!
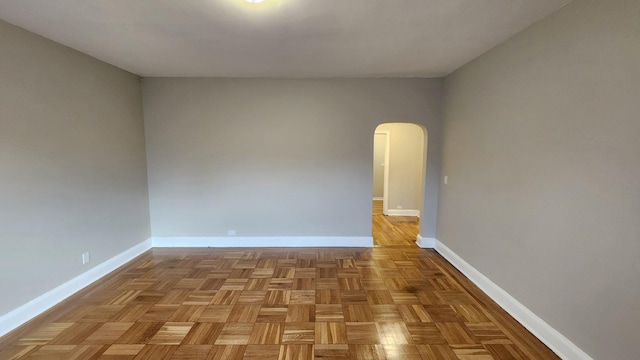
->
[372,123,427,247]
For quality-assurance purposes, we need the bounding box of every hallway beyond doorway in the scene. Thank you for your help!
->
[372,200,419,247]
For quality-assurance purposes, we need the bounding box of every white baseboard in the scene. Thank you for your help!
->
[0,238,152,338]
[152,236,374,248]
[415,235,436,248]
[434,239,592,360]
[386,209,420,217]
[372,197,384,201]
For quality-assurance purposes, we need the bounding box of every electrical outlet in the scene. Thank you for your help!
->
[444,175,448,185]
[82,252,90,265]
[227,230,236,236]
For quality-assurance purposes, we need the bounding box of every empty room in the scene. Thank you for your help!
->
[0,0,638,359]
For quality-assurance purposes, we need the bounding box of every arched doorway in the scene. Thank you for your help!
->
[372,123,427,247]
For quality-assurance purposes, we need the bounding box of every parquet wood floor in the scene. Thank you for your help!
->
[372,200,419,248]
[0,246,559,359]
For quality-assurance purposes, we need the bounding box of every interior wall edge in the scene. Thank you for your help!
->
[415,235,435,248]
[0,238,153,338]
[434,239,593,360]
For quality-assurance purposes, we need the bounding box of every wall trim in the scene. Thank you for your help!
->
[372,197,384,201]
[0,238,152,338]
[387,209,420,217]
[415,234,436,248]
[152,236,374,248]
[434,239,593,360]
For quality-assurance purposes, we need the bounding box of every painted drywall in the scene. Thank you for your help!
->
[372,133,386,199]
[438,0,640,358]
[143,78,442,239]
[0,20,151,316]
[376,123,426,214]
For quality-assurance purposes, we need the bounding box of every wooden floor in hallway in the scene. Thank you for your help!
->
[0,245,559,359]
[372,200,420,248]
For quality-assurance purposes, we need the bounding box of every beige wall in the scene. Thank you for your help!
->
[375,123,426,213]
[143,78,442,239]
[438,0,640,358]
[0,20,151,316]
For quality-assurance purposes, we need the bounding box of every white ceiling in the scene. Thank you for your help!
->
[0,0,570,77]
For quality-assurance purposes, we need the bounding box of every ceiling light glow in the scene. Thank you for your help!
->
[245,0,264,3]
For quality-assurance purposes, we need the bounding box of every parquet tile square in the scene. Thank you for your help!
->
[342,305,374,322]
[315,290,341,304]
[338,278,363,291]
[48,323,102,345]
[17,323,73,346]
[0,247,559,360]
[81,306,125,323]
[291,278,316,290]
[382,344,422,360]
[244,344,280,360]
[435,322,476,345]
[220,279,248,291]
[116,322,164,344]
[451,345,494,359]
[397,304,432,323]
[416,344,459,360]
[168,345,211,360]
[371,305,403,322]
[265,290,291,305]
[484,343,530,359]
[294,268,316,278]
[205,345,246,360]
[268,279,294,291]
[375,322,413,345]
[228,304,262,323]
[197,305,232,322]
[103,344,145,356]
[389,291,421,304]
[82,322,134,345]
[210,290,240,305]
[256,306,289,323]
[453,304,491,323]
[290,290,316,305]
[281,323,315,344]
[147,322,193,345]
[168,306,206,322]
[286,305,315,322]
[183,291,216,306]
[278,344,314,360]
[213,323,253,345]
[174,279,205,290]
[345,323,380,344]
[361,279,387,290]
[313,344,350,359]
[181,323,223,345]
[315,305,344,322]
[348,344,387,360]
[316,278,339,290]
[406,323,447,345]
[315,322,347,344]
[317,268,338,279]
[340,291,368,305]
[237,291,267,304]
[242,279,268,291]
[248,323,283,345]
[424,305,462,322]
[250,269,275,279]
